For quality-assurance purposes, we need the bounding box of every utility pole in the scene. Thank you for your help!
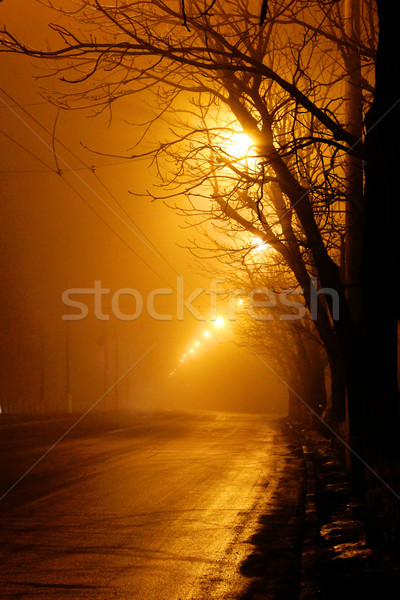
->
[344,0,363,319]
[342,0,363,459]
[103,322,108,398]
[114,338,120,411]
[65,317,72,414]
[39,327,45,413]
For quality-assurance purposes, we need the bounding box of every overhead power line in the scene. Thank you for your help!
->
[0,86,161,260]
[0,129,54,171]
[0,88,209,312]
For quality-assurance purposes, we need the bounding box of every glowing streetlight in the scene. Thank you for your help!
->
[252,237,268,252]
[190,348,194,353]
[214,317,224,327]
[203,331,210,338]
[226,132,252,157]
[195,341,199,346]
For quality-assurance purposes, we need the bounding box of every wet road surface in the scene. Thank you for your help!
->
[0,411,304,599]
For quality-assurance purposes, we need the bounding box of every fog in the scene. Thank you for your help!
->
[0,1,287,417]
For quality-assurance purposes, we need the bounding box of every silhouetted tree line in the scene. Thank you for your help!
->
[1,0,399,548]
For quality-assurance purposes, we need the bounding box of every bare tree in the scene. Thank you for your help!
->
[219,258,330,425]
[1,0,398,548]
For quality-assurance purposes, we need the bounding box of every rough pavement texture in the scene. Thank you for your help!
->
[0,412,307,600]
[299,428,400,600]
[238,424,305,600]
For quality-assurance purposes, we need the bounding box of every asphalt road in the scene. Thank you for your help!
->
[0,411,304,599]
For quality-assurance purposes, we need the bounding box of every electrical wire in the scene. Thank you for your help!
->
[0,88,210,314]
[0,87,207,295]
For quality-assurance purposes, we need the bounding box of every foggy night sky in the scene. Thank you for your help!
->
[0,0,287,415]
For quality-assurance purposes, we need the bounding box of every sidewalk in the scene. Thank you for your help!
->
[298,426,400,600]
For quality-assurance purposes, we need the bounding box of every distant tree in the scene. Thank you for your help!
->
[224,262,329,425]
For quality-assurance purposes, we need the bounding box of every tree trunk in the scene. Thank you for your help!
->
[288,386,302,422]
[359,0,400,549]
[326,350,346,424]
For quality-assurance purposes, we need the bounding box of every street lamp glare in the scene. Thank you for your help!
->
[226,132,252,157]
[203,331,210,338]
[214,317,224,327]
[252,237,268,252]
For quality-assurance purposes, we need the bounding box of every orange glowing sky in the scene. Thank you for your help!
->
[0,1,287,415]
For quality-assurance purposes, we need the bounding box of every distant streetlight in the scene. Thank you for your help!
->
[190,348,194,353]
[203,331,210,337]
[214,317,224,327]
[195,341,199,346]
